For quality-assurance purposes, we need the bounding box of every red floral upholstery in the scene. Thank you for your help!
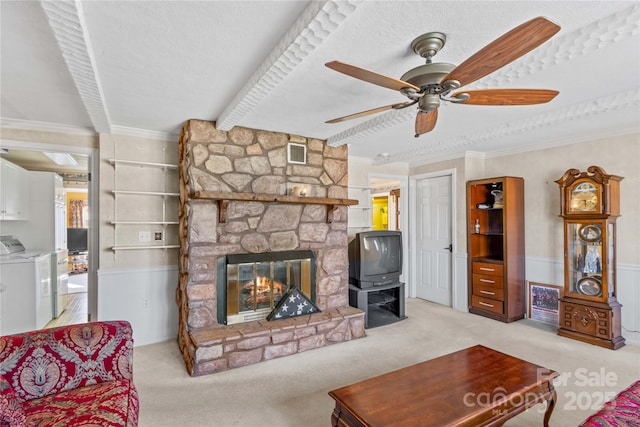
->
[0,321,138,426]
[580,380,640,427]
[0,375,26,427]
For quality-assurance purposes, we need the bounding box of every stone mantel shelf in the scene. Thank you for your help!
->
[190,191,359,224]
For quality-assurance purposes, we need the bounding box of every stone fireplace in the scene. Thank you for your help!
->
[176,120,366,376]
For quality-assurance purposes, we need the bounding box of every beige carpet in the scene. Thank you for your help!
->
[133,298,639,427]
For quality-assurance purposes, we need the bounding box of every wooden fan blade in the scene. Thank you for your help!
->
[444,17,560,87]
[415,109,438,136]
[326,103,409,124]
[453,89,559,105]
[326,60,420,92]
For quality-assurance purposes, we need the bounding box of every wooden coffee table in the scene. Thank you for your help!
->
[328,345,558,427]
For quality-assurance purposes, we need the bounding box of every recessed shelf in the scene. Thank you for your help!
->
[110,221,179,225]
[112,190,179,197]
[111,245,179,251]
[108,159,178,169]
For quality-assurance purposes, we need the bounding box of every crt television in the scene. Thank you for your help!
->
[348,230,402,288]
[67,228,88,254]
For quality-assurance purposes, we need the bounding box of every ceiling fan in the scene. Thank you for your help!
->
[325,17,561,137]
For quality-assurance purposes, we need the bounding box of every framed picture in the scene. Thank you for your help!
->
[528,282,563,325]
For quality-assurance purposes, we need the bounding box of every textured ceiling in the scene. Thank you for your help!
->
[1,1,638,167]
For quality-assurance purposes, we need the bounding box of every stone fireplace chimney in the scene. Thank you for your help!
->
[176,120,365,376]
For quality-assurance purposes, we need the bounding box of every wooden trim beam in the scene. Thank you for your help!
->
[191,191,358,224]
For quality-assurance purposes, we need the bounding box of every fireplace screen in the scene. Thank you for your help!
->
[218,251,315,325]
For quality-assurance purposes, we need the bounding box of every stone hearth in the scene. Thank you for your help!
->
[176,120,365,376]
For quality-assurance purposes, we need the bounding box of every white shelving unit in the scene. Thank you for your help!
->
[109,157,179,253]
[347,185,373,229]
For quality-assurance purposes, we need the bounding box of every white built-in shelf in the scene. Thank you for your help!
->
[109,154,180,254]
[111,245,179,251]
[108,159,178,169]
[348,225,373,228]
[111,190,179,197]
[110,221,179,225]
[349,206,372,210]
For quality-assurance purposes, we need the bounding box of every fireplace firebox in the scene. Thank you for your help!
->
[217,250,316,325]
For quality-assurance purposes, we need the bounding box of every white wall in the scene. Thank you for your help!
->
[98,265,179,346]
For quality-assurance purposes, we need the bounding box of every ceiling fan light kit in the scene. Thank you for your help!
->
[325,16,561,137]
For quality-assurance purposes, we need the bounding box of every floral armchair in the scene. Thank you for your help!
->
[580,379,640,427]
[0,320,138,427]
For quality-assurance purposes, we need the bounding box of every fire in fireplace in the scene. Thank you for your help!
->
[217,250,316,325]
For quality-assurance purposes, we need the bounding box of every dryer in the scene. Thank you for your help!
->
[0,235,53,335]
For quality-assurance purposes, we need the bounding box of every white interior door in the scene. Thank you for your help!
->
[415,175,452,305]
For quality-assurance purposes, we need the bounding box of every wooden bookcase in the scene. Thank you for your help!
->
[467,177,525,322]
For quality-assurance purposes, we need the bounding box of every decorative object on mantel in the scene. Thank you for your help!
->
[555,165,624,349]
[267,288,320,320]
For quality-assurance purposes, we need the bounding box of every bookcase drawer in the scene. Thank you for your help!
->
[472,283,504,301]
[471,295,504,315]
[472,273,503,289]
[472,262,504,277]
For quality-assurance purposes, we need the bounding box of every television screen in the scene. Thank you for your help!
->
[67,228,88,253]
[361,234,401,275]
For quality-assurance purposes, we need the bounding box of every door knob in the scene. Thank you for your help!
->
[443,244,452,252]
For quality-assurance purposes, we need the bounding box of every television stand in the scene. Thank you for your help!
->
[348,282,406,328]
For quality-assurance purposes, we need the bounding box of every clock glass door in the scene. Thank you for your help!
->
[566,221,606,299]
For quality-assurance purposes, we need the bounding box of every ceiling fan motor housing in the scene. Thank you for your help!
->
[400,62,456,89]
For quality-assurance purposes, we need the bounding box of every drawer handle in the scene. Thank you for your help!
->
[479,267,495,272]
[480,290,495,295]
[479,279,495,284]
[479,301,494,308]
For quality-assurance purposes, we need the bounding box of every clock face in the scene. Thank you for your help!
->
[570,182,599,212]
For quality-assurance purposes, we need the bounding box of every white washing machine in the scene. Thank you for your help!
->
[0,235,53,335]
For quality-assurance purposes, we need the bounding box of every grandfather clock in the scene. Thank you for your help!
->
[555,166,624,349]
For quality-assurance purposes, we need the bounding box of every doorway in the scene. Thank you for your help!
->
[0,141,97,327]
[367,174,409,287]
[410,170,455,306]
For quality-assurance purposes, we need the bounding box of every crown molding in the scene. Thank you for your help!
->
[110,126,178,142]
[0,117,96,136]
[479,3,640,89]
[390,89,639,165]
[40,0,111,134]
[216,0,361,131]
[483,125,640,159]
[0,118,178,142]
[327,107,413,147]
